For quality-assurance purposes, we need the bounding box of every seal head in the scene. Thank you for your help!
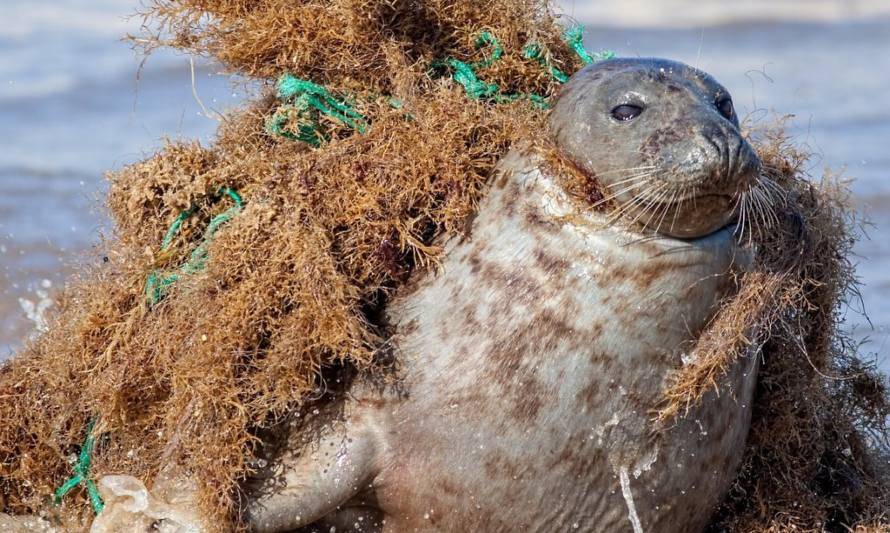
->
[550,58,762,238]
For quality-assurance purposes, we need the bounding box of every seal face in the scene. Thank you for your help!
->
[243,59,763,533]
[550,58,762,238]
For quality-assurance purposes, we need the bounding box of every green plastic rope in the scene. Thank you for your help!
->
[145,188,243,306]
[439,58,501,100]
[525,28,615,84]
[267,75,367,146]
[270,28,614,140]
[474,31,504,69]
[563,26,615,65]
[434,32,552,109]
[54,419,104,515]
[523,43,570,84]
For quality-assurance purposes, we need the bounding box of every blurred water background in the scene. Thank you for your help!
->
[1,0,888,373]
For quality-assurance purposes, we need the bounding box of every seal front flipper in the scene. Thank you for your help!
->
[243,404,381,533]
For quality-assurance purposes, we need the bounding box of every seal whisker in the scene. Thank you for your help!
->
[591,176,657,209]
[743,192,756,245]
[599,171,660,196]
[605,191,653,226]
[631,183,672,228]
[655,186,682,234]
[755,175,785,226]
[746,185,770,234]
[605,180,668,226]
[751,182,780,231]
[649,187,674,233]
[733,190,751,244]
[758,175,788,202]
[669,184,690,233]
[594,165,658,178]
[752,184,778,229]
[607,170,660,187]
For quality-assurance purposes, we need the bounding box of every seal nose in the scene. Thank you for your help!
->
[668,120,724,180]
[699,121,760,186]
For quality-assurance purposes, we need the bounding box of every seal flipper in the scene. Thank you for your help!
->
[244,409,380,533]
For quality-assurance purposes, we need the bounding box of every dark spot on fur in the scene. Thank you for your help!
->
[579,378,604,408]
[437,477,461,498]
[484,454,524,482]
[522,207,559,234]
[400,319,419,336]
[633,261,667,291]
[480,309,585,424]
[512,381,545,422]
[460,303,480,330]
[492,169,510,190]
[465,242,485,274]
[552,433,609,481]
[533,248,571,274]
[633,258,705,291]
[500,180,522,217]
[597,263,632,287]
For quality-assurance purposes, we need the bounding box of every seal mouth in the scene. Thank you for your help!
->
[625,172,785,240]
[625,193,736,238]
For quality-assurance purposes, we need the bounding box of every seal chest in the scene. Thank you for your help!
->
[372,152,756,532]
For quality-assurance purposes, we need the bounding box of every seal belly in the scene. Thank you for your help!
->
[378,159,757,532]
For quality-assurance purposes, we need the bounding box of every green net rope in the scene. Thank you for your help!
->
[565,27,616,65]
[54,418,104,515]
[433,31,551,107]
[266,75,368,146]
[436,27,612,107]
[522,42,571,83]
[145,188,243,306]
[268,27,613,143]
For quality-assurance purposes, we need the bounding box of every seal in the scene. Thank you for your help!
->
[240,57,766,532]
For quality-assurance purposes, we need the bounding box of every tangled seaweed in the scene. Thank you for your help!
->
[0,0,887,530]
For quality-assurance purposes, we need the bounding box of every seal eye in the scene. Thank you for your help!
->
[611,104,644,122]
[717,98,734,120]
